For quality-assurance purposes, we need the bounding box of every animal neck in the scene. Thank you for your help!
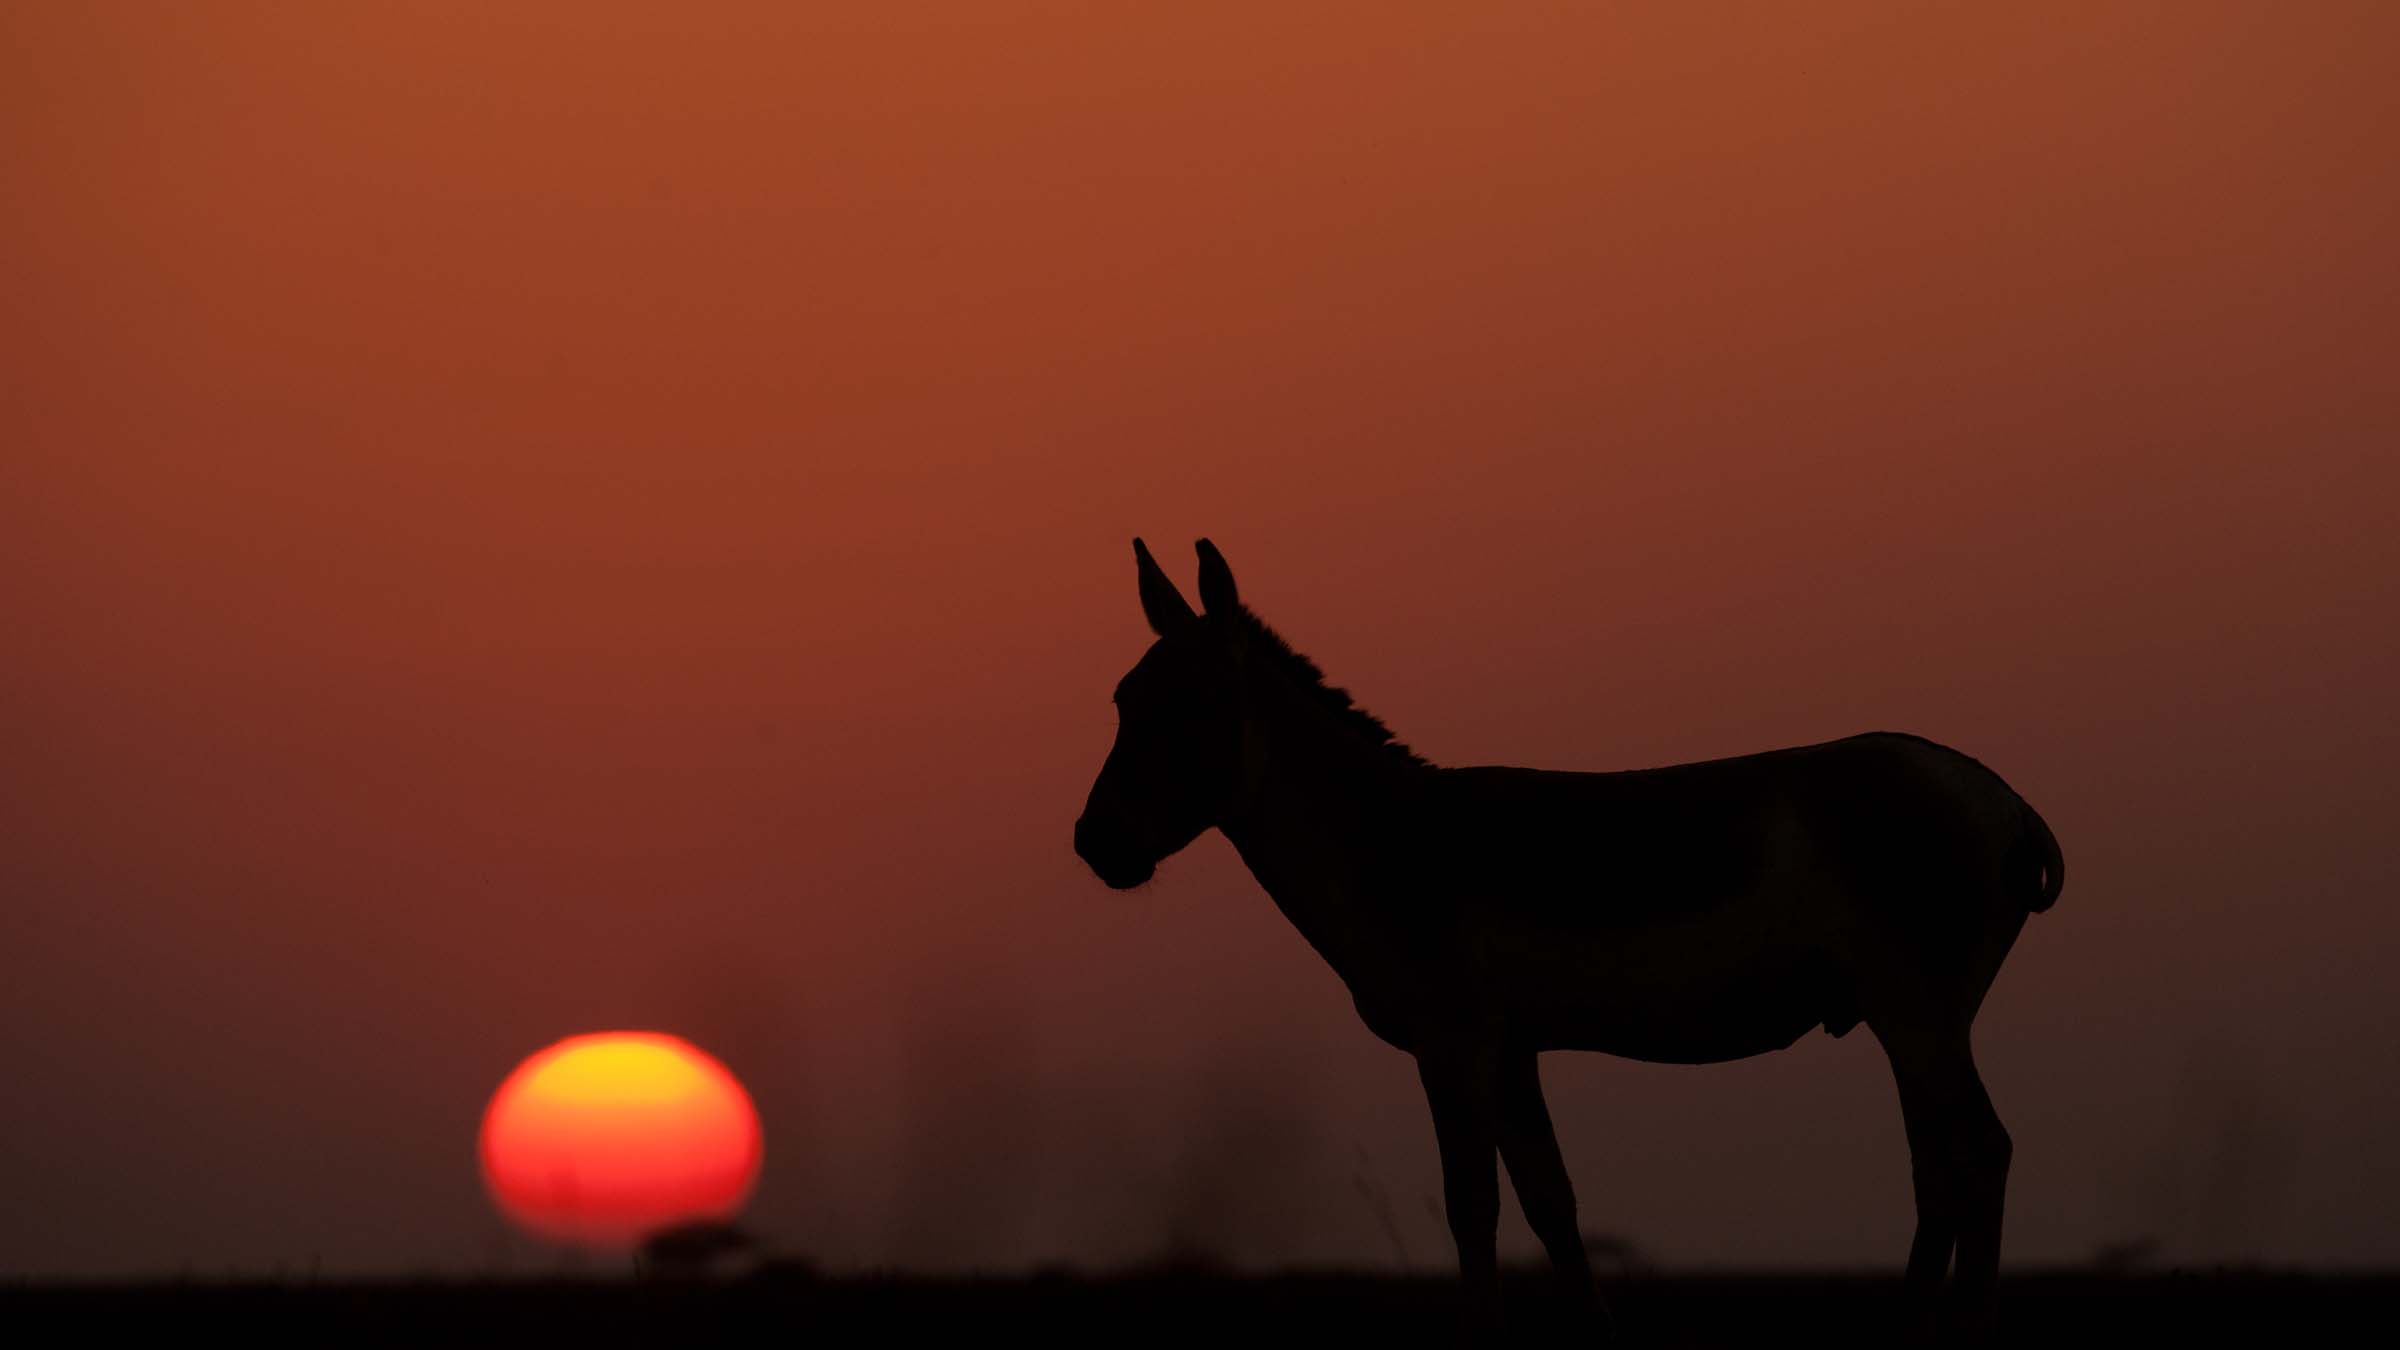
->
[1215,663,1423,970]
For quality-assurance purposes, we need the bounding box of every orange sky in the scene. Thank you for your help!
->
[4,3,2396,1277]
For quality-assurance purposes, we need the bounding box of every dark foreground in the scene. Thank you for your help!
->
[7,1269,2387,1346]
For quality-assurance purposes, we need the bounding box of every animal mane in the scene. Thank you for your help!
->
[1234,607,1429,767]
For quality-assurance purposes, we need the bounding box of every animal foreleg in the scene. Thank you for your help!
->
[1418,1046,1502,1341]
[1495,1051,1610,1335]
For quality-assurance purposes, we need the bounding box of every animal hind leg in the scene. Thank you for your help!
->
[1877,1019,2012,1340]
[1888,1060,1958,1321]
[1945,1050,2012,1332]
[1494,1051,1609,1331]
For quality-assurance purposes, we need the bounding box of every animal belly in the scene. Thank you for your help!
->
[1505,930,1842,1064]
[1557,1001,1827,1064]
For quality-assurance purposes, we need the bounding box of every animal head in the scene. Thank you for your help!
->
[1073,538,1248,890]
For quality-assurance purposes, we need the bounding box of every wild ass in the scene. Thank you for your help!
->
[1073,540,2064,1339]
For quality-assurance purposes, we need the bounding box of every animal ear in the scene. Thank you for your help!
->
[1195,538,1239,616]
[1133,537,1196,636]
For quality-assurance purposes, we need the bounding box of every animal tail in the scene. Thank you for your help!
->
[2015,797,2065,912]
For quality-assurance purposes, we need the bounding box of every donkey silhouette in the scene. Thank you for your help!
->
[1075,539,2063,1342]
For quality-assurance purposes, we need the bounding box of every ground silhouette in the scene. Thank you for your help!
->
[1075,539,2065,1342]
[8,1269,2372,1347]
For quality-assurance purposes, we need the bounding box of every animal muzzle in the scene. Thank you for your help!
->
[1074,813,1157,890]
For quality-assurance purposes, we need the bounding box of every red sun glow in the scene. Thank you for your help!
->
[479,1031,763,1247]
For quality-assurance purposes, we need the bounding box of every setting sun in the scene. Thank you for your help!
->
[478,1032,763,1247]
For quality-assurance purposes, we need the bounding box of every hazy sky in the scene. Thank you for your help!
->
[4,4,2395,1278]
